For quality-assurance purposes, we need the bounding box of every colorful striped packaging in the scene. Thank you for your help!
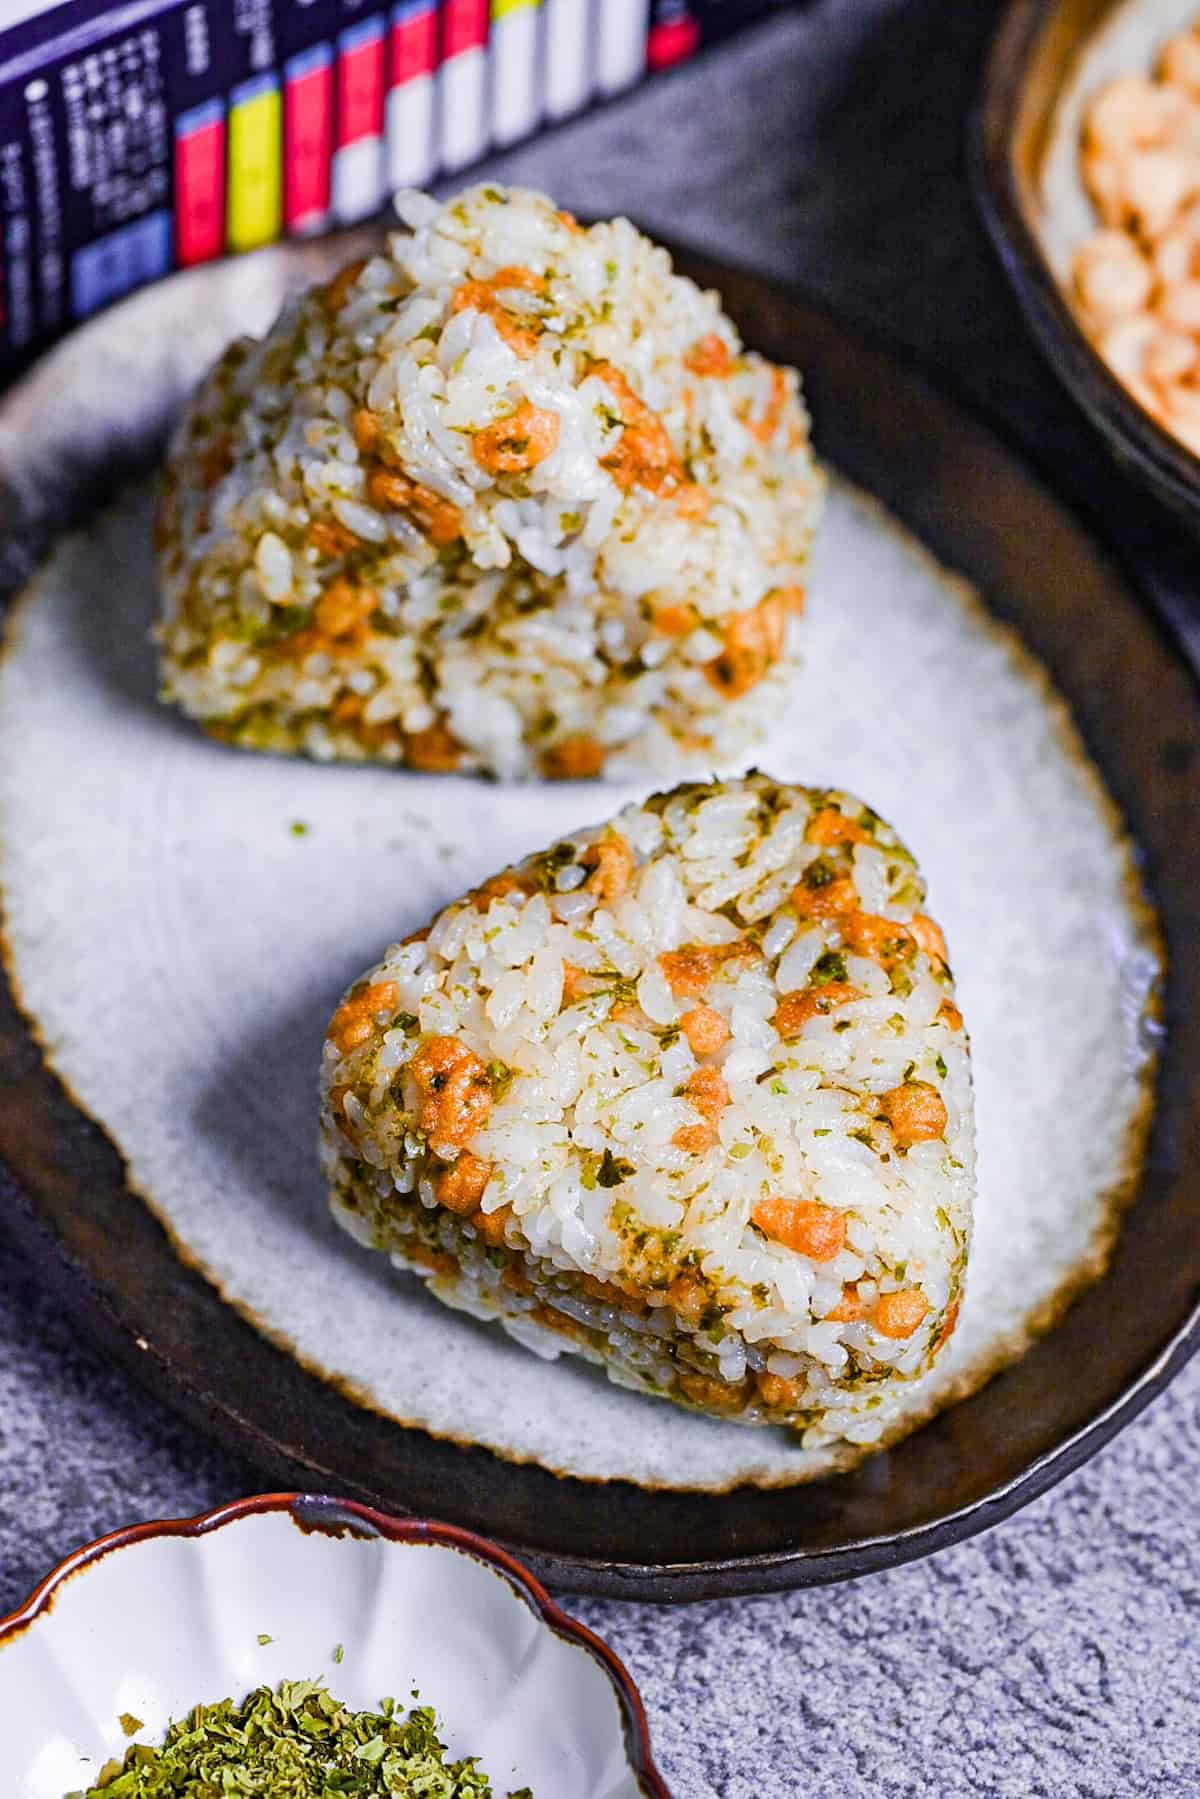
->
[0,0,795,382]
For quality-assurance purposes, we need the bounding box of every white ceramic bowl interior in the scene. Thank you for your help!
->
[0,1498,661,1798]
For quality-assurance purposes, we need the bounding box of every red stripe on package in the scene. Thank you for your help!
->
[392,2,438,82]
[284,44,333,229]
[174,101,225,267]
[336,13,386,148]
[443,0,489,59]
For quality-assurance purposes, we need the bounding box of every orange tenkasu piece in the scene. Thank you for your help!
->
[825,1284,870,1323]
[681,1005,731,1055]
[472,869,535,912]
[542,735,606,779]
[408,486,462,546]
[684,332,735,377]
[756,1370,802,1409]
[488,265,548,294]
[658,939,760,997]
[470,1203,512,1247]
[352,406,381,454]
[751,1196,847,1262]
[910,913,949,968]
[773,982,862,1038]
[473,402,560,473]
[405,720,463,772]
[791,871,859,919]
[874,1288,930,1339]
[658,946,717,997]
[666,1271,708,1328]
[435,1151,493,1214]
[451,269,546,355]
[705,591,788,700]
[674,482,711,519]
[841,911,915,971]
[314,577,375,643]
[683,1064,729,1124]
[410,1036,493,1151]
[581,830,634,902]
[591,361,687,497]
[452,279,509,320]
[677,1369,750,1412]
[877,1081,948,1149]
[367,468,412,512]
[654,603,697,637]
[747,364,789,442]
[934,1293,962,1350]
[328,981,399,1052]
[307,518,359,557]
[806,805,870,847]
[560,962,588,1005]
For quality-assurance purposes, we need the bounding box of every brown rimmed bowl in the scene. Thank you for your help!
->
[974,0,1200,530]
[0,1492,670,1797]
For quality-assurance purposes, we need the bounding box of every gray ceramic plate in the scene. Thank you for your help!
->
[0,233,1197,1599]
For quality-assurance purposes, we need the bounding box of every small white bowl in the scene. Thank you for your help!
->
[0,1493,668,1798]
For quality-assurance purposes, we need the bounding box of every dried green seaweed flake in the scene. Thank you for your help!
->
[68,1680,533,1797]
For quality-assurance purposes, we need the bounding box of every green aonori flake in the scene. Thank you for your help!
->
[68,1680,534,1797]
[289,820,309,837]
[487,1059,514,1100]
[810,949,848,986]
[333,1644,344,1664]
[258,1634,274,1646]
[595,1148,635,1188]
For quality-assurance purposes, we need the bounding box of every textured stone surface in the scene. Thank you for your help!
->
[2,4,1199,1795]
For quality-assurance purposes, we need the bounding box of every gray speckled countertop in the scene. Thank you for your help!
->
[2,4,1199,1794]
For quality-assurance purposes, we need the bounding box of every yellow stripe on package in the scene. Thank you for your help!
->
[227,72,282,252]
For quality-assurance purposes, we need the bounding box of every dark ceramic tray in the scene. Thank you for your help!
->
[1,238,1197,1601]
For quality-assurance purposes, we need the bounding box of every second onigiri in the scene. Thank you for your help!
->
[156,184,823,779]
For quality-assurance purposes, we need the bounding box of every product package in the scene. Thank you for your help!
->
[0,0,794,382]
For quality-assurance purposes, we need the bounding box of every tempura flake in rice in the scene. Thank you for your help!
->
[156,184,822,780]
[320,774,975,1449]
